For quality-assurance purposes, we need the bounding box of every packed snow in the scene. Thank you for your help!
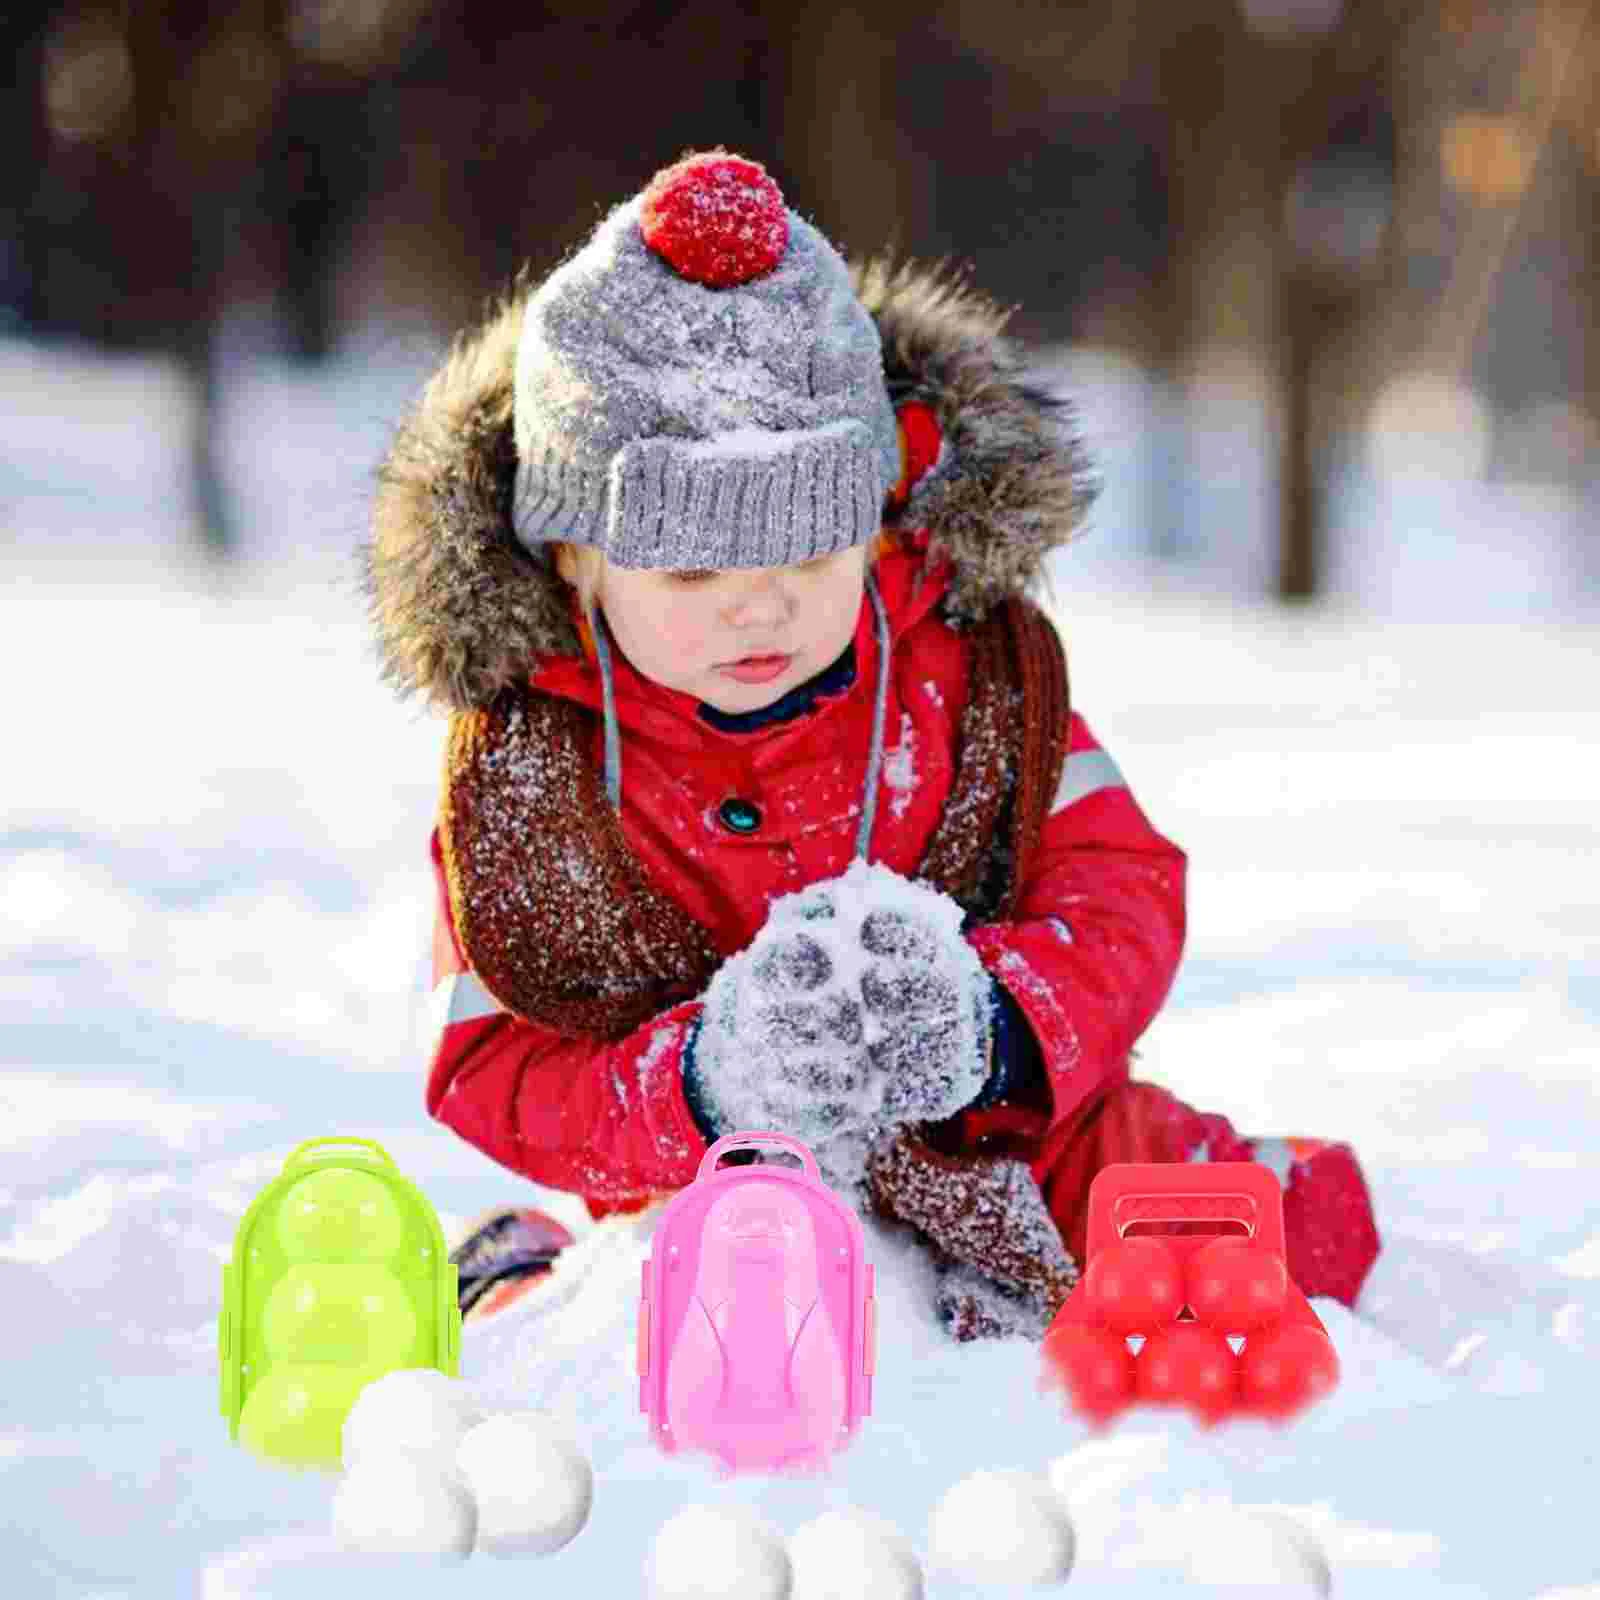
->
[2,328,1598,1598]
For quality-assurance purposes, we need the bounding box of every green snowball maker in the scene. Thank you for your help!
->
[218,1136,461,1470]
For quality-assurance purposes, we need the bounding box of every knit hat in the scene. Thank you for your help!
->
[511,152,901,571]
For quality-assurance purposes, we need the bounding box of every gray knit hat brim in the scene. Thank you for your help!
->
[515,417,885,570]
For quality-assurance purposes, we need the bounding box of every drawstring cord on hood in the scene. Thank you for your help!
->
[590,605,626,816]
[854,568,890,860]
[587,565,892,864]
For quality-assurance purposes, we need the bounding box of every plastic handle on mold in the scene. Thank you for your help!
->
[281,1136,396,1170]
[696,1131,820,1183]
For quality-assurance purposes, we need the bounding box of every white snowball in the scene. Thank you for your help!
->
[1183,1506,1331,1594]
[341,1368,482,1470]
[928,1468,1075,1588]
[1047,1433,1170,1566]
[647,1503,791,1600]
[789,1508,923,1600]
[1047,1424,1232,1567]
[455,1411,594,1557]
[331,1455,476,1562]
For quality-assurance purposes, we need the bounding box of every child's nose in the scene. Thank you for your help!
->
[726,572,795,625]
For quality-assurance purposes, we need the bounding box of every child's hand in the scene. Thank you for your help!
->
[687,862,993,1183]
[855,901,992,1123]
[691,924,874,1145]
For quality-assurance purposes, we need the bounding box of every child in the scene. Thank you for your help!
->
[363,151,1381,1339]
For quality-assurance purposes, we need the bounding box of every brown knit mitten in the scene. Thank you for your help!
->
[936,1261,1058,1343]
[866,1127,1079,1341]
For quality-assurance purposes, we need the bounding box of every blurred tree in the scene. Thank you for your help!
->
[0,7,53,332]
[5,0,1591,597]
[1272,3,1400,602]
[1154,0,1400,599]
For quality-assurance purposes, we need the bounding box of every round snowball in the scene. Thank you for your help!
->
[647,1504,791,1600]
[790,1508,923,1600]
[455,1411,593,1558]
[1185,1506,1331,1595]
[341,1368,482,1470]
[332,1455,476,1561]
[1046,1425,1232,1568]
[928,1468,1075,1588]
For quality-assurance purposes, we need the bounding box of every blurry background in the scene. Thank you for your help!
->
[3,0,1595,611]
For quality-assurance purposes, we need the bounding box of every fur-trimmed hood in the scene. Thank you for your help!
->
[360,257,1094,716]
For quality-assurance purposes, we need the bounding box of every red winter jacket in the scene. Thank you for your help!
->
[423,539,1187,1222]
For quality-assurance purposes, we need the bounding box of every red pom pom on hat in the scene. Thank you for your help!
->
[639,151,789,288]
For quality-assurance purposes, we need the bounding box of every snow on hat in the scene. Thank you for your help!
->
[511,151,901,571]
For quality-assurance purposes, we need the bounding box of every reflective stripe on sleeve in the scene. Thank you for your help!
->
[1049,747,1127,813]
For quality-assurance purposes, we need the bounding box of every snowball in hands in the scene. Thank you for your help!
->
[647,1504,791,1600]
[332,1454,476,1561]
[340,1368,481,1469]
[789,1508,924,1600]
[695,860,991,1167]
[454,1411,593,1557]
[928,1468,1076,1587]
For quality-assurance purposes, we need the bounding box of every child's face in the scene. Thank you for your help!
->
[591,544,871,713]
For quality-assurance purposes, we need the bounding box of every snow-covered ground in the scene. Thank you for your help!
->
[3,331,1598,1598]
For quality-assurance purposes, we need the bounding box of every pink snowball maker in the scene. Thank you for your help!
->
[638,1132,877,1475]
